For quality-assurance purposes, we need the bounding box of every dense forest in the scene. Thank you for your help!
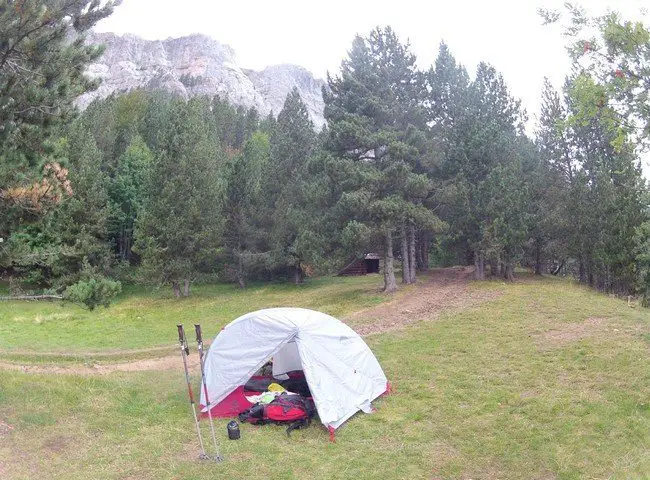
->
[1,1,649,308]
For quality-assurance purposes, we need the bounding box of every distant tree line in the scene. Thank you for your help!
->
[1,1,649,307]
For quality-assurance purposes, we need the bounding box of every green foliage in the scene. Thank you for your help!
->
[64,260,122,310]
[324,27,439,290]
[3,14,647,303]
[3,121,112,288]
[265,88,319,283]
[108,135,153,261]
[0,0,119,231]
[541,6,650,146]
[222,131,270,286]
[429,44,529,278]
[533,62,647,293]
[634,221,650,306]
[134,97,226,295]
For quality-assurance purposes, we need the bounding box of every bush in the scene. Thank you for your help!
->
[65,276,122,310]
[64,260,122,310]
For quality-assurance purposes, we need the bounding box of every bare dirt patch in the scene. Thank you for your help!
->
[348,266,501,335]
[535,317,609,348]
[0,352,200,375]
[42,435,71,454]
[0,267,501,375]
[0,420,14,436]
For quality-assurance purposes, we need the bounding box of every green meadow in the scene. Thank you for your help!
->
[1,274,648,479]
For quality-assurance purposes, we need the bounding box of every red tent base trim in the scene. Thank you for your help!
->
[200,386,255,418]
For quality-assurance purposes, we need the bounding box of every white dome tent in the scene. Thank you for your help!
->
[200,307,388,432]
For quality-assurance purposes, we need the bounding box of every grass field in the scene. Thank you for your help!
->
[0,275,389,355]
[0,273,649,479]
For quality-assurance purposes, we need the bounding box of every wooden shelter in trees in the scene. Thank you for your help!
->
[338,254,381,276]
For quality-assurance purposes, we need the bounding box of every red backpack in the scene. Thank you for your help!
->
[239,394,316,435]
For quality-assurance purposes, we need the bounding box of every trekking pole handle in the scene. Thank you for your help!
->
[194,324,203,344]
[177,324,189,355]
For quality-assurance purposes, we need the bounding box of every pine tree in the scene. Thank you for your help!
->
[223,131,270,287]
[0,0,119,231]
[324,27,438,292]
[5,122,112,287]
[429,51,528,280]
[134,97,225,297]
[265,88,319,284]
[108,135,153,262]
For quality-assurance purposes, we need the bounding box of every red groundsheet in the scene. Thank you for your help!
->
[200,385,255,418]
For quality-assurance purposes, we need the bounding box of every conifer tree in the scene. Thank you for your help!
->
[5,122,111,287]
[265,88,319,284]
[0,0,119,231]
[223,131,270,287]
[324,27,439,292]
[108,135,153,262]
[135,97,225,297]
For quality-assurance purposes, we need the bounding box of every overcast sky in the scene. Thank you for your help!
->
[96,0,647,161]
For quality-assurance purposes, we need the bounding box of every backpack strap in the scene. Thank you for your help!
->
[286,418,310,436]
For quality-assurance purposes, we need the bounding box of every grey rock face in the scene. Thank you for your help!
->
[78,32,326,128]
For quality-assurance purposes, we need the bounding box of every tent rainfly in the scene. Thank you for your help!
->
[200,307,388,432]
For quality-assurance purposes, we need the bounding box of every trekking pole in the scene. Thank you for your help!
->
[195,324,224,462]
[177,324,209,461]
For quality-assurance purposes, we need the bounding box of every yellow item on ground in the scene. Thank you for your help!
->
[267,382,286,392]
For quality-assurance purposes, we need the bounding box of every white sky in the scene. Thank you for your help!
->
[96,0,648,166]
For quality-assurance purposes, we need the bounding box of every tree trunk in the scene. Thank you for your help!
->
[125,226,132,262]
[119,226,125,261]
[236,256,246,288]
[294,263,304,285]
[415,231,424,271]
[401,223,411,284]
[534,237,543,275]
[236,247,246,288]
[408,224,416,283]
[422,234,429,271]
[504,262,515,281]
[383,230,397,293]
[474,250,485,280]
[488,258,498,277]
[183,279,190,297]
[171,281,181,298]
[579,259,587,283]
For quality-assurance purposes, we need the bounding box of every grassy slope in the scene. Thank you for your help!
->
[0,275,649,479]
[0,275,387,353]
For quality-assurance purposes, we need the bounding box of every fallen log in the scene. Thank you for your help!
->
[0,295,63,301]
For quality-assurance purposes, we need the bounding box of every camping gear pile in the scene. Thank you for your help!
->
[237,372,316,435]
[178,307,389,461]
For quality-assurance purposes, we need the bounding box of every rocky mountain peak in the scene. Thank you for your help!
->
[78,32,327,128]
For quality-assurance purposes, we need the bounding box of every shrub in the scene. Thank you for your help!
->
[64,259,122,310]
[65,276,122,310]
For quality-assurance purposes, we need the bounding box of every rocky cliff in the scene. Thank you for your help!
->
[78,32,327,128]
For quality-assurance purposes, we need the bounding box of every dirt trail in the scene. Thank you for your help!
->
[0,267,500,375]
[348,266,500,335]
[0,350,199,375]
